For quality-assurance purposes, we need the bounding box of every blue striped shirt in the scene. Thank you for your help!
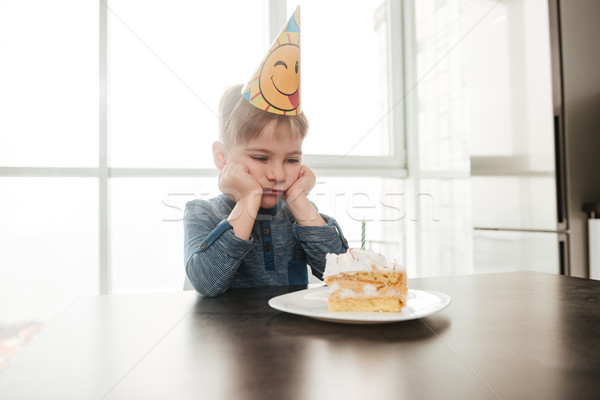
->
[184,195,348,297]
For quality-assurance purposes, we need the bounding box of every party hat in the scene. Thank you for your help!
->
[242,6,301,115]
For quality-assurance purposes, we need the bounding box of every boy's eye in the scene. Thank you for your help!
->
[286,158,300,164]
[250,155,268,162]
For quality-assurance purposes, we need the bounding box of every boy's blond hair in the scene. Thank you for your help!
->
[218,84,309,147]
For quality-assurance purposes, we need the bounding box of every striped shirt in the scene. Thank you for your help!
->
[184,195,348,297]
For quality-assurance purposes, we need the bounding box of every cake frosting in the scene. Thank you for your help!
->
[324,249,407,312]
[324,248,404,277]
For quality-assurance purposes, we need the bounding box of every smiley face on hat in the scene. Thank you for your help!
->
[259,43,300,112]
[242,6,302,115]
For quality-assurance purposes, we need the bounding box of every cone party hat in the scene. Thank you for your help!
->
[242,6,301,115]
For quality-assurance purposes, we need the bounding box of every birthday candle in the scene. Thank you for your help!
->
[361,220,366,250]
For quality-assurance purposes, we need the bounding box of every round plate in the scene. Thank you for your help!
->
[268,287,451,324]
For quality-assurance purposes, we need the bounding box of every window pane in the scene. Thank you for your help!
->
[108,1,265,168]
[414,0,470,172]
[471,176,557,231]
[311,176,406,265]
[464,0,554,165]
[289,1,392,156]
[414,0,554,172]
[110,178,219,293]
[413,179,472,277]
[0,178,99,297]
[0,1,98,167]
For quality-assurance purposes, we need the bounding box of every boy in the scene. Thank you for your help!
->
[184,7,347,296]
[183,85,348,297]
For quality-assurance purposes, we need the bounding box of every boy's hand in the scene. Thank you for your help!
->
[283,165,324,226]
[219,161,262,240]
[284,165,316,202]
[218,161,262,203]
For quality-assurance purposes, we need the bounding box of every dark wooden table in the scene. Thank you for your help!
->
[0,271,599,399]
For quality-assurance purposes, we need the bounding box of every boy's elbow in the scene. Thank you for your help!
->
[194,283,226,298]
[186,261,228,298]
[187,275,225,297]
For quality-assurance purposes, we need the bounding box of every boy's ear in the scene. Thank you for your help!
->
[212,141,227,170]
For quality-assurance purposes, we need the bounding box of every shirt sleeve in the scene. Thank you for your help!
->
[292,214,349,279]
[183,200,254,297]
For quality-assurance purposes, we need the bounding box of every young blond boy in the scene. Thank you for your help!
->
[183,85,348,296]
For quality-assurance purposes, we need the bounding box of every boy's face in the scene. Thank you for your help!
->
[225,123,303,209]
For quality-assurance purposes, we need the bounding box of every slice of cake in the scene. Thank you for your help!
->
[324,249,407,312]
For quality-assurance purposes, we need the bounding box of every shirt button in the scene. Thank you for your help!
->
[200,242,207,250]
[264,243,272,252]
[262,228,270,235]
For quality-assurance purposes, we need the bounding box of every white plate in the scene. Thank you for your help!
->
[268,287,451,324]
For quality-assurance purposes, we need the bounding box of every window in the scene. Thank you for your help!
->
[288,1,394,157]
[0,1,99,306]
[2,0,560,304]
[0,0,98,167]
[0,178,99,297]
[110,177,219,293]
[1,0,405,299]
[108,0,265,169]
[406,0,557,275]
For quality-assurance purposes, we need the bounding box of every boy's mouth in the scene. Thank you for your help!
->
[263,188,284,196]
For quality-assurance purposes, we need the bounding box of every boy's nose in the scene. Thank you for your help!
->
[266,163,285,182]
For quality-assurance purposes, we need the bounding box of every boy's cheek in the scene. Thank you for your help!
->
[235,159,253,172]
